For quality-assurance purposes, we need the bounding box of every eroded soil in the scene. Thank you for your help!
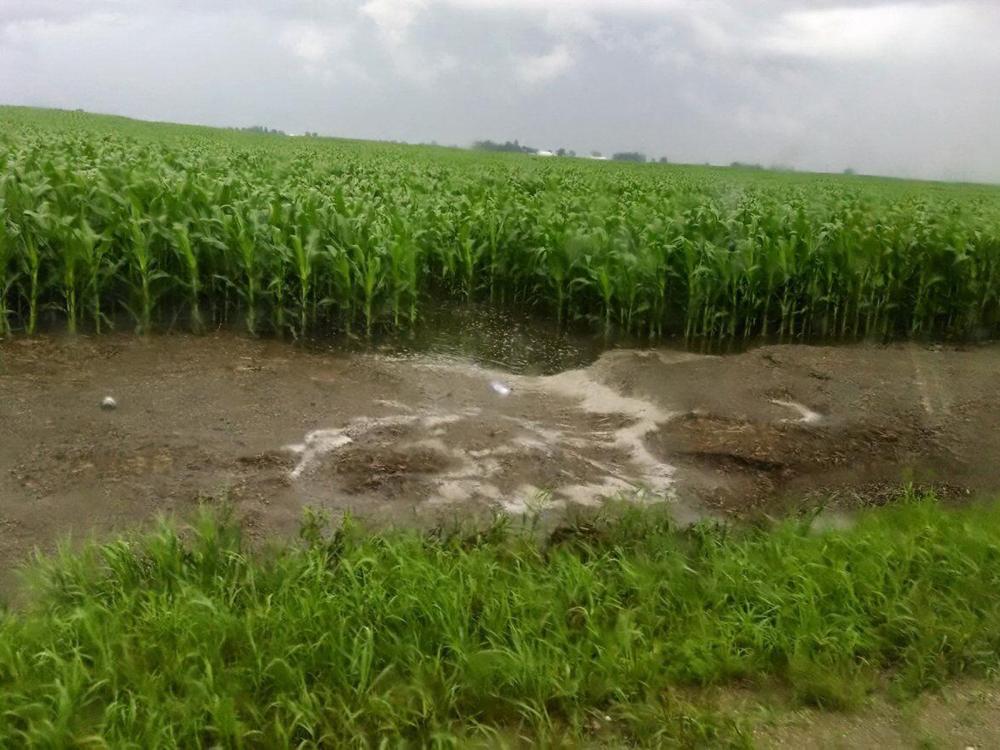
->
[2,333,1000,581]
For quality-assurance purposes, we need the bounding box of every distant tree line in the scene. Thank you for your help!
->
[235,126,287,136]
[472,140,582,156]
[609,153,671,164]
[473,139,538,154]
[612,152,647,163]
[473,141,672,163]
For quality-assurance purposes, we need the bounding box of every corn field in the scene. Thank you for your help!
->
[2,106,1000,342]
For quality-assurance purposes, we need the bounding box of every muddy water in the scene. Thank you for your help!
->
[310,304,611,374]
[3,330,1000,586]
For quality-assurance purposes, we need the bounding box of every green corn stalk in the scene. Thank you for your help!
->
[0,212,13,337]
[61,219,81,334]
[387,230,416,329]
[592,264,615,337]
[483,210,507,304]
[324,240,354,334]
[173,222,204,333]
[19,209,46,336]
[291,229,319,338]
[350,236,384,338]
[229,213,261,336]
[535,241,569,326]
[125,200,158,334]
[75,220,112,334]
[456,225,477,301]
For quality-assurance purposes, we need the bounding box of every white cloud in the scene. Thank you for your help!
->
[360,0,427,43]
[277,21,367,84]
[734,107,804,138]
[392,47,460,84]
[2,0,1000,181]
[443,0,689,10]
[515,43,574,84]
[760,2,977,60]
[0,12,129,55]
[357,0,462,85]
[281,24,335,65]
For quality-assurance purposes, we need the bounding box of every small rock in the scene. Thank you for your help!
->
[101,396,118,411]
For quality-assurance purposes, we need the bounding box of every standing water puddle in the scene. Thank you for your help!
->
[305,304,614,374]
[287,305,708,519]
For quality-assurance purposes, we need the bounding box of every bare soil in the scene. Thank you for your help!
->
[741,679,1000,749]
[2,333,1000,584]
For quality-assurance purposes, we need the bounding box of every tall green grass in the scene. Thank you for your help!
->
[3,494,1000,747]
[2,106,1000,342]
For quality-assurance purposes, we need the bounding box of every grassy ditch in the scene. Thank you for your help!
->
[2,493,1000,747]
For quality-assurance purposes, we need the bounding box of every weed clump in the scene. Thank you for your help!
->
[1,495,1000,745]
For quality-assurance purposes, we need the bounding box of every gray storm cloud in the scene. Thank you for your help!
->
[1,0,998,183]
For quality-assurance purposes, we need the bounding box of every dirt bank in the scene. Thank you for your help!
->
[2,334,999,579]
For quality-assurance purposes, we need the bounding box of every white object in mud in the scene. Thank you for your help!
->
[770,399,822,424]
[285,428,354,479]
[490,381,512,397]
[101,396,117,410]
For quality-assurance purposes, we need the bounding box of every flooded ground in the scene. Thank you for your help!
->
[3,328,1000,583]
[310,303,609,374]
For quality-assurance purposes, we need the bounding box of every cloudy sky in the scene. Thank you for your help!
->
[2,1,999,182]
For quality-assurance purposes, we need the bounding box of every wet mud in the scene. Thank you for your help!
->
[2,333,1000,581]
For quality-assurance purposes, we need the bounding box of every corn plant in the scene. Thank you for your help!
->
[0,211,12,337]
[172,221,204,333]
[224,212,263,336]
[1,105,999,341]
[290,228,320,338]
[75,220,114,333]
[18,206,47,336]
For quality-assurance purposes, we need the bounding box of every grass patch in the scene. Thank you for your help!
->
[3,493,1000,747]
